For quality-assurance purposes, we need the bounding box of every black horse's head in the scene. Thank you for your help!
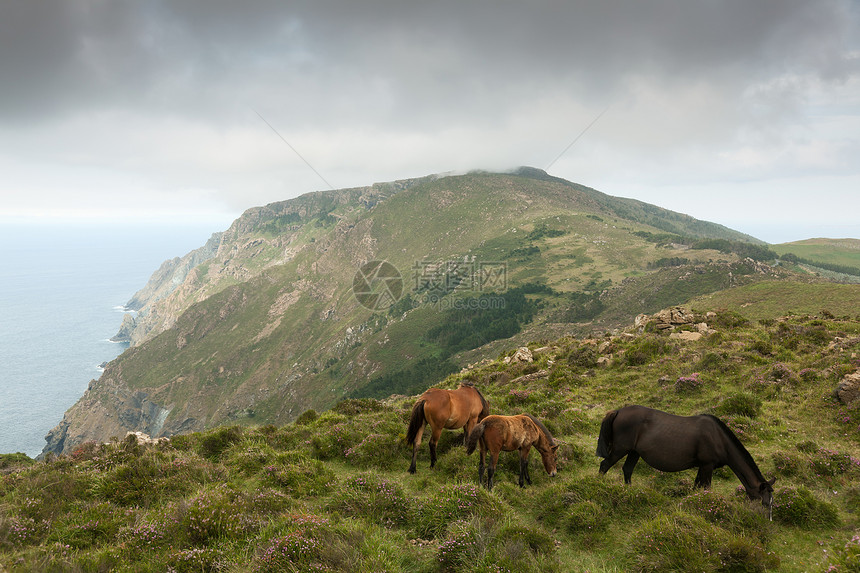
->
[758,477,777,521]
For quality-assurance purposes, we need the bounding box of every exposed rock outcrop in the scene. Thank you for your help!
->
[40,370,175,458]
[835,370,860,406]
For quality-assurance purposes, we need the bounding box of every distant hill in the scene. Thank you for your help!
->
[41,168,832,456]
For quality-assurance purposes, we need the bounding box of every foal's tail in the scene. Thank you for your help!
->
[465,422,485,455]
[595,409,618,458]
[405,399,426,446]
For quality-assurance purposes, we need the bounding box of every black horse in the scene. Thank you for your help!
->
[596,405,776,519]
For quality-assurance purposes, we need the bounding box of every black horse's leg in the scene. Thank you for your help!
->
[694,465,713,489]
[598,450,628,476]
[621,452,640,484]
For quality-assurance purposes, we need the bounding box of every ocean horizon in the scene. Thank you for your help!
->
[0,220,225,457]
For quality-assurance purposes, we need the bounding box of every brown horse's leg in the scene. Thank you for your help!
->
[694,466,713,489]
[428,426,442,468]
[408,424,425,474]
[478,441,486,486]
[487,450,500,491]
[519,447,532,487]
[621,452,640,484]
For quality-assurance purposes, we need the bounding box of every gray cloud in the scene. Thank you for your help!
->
[1,1,859,241]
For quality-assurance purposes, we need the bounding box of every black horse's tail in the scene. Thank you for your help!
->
[406,399,426,446]
[465,422,485,455]
[595,409,618,458]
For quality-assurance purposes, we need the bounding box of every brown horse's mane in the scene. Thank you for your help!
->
[703,414,765,481]
[524,413,555,446]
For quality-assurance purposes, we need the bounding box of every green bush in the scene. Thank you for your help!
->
[263,450,335,498]
[628,512,777,572]
[566,345,599,369]
[294,409,319,425]
[327,473,411,528]
[697,351,724,371]
[715,392,762,419]
[198,426,244,461]
[254,513,335,572]
[772,486,840,528]
[679,490,772,542]
[46,501,129,550]
[622,336,677,366]
[413,483,500,538]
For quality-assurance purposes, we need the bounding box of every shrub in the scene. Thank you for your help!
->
[710,310,750,329]
[263,450,336,498]
[332,398,389,416]
[0,453,34,470]
[414,483,500,539]
[327,473,410,528]
[254,514,334,572]
[771,486,840,529]
[344,431,406,470]
[675,373,704,393]
[771,451,806,479]
[810,448,860,478]
[566,345,599,369]
[198,426,244,461]
[628,512,777,572]
[679,490,772,542]
[45,501,129,550]
[294,409,318,425]
[715,392,762,419]
[536,475,666,526]
[623,337,677,366]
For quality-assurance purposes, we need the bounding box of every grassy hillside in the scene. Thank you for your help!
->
[772,239,860,281]
[6,300,860,571]
[49,168,801,456]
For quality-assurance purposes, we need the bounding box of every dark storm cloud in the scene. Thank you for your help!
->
[2,0,856,127]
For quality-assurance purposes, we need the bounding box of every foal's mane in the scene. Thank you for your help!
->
[524,413,555,445]
[704,414,765,481]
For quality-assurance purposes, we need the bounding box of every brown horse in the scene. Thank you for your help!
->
[596,405,776,518]
[406,383,490,474]
[466,413,558,490]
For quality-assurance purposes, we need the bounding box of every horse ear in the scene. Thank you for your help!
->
[551,443,559,452]
[767,477,776,487]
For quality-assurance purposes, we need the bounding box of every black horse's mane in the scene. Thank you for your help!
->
[704,414,765,481]
[524,413,555,445]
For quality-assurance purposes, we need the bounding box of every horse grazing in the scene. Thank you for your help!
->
[596,405,776,518]
[406,383,490,474]
[466,413,559,490]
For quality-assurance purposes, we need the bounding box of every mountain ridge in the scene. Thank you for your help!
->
[40,168,824,456]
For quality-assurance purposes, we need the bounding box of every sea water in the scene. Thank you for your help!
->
[0,221,226,457]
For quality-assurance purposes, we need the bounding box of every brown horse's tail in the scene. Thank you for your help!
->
[406,399,426,446]
[595,409,618,458]
[465,422,485,455]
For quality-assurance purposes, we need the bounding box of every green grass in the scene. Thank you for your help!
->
[7,309,860,571]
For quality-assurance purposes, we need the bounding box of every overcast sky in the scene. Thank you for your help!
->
[2,1,859,243]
